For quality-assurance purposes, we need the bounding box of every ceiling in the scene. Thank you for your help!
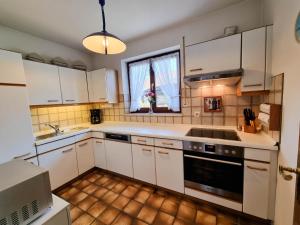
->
[0,0,243,52]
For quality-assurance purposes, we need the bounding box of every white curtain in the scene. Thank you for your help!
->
[129,60,150,112]
[152,52,180,112]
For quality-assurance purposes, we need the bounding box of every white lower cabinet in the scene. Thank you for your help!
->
[105,140,133,177]
[93,138,107,169]
[38,145,78,190]
[26,157,39,166]
[155,147,184,193]
[132,144,156,185]
[243,160,271,219]
[76,139,95,175]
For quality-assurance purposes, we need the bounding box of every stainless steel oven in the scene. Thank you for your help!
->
[183,141,244,202]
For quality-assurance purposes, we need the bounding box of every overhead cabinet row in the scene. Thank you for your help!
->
[23,60,118,105]
[184,25,273,93]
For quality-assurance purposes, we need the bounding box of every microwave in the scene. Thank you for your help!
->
[0,160,53,225]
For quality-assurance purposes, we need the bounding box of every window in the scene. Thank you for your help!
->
[128,51,181,113]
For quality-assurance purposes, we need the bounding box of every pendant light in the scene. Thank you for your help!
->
[82,0,126,55]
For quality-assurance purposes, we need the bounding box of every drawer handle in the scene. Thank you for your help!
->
[162,142,174,146]
[247,165,268,171]
[79,142,88,147]
[65,99,75,102]
[142,148,152,152]
[96,141,103,144]
[158,151,169,155]
[62,148,73,153]
[243,84,263,87]
[137,139,146,143]
[47,100,59,103]
[190,68,203,72]
[14,152,31,159]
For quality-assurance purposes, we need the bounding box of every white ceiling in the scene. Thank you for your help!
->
[0,0,243,52]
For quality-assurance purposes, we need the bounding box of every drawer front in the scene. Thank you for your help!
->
[75,132,92,142]
[36,136,76,154]
[132,136,154,146]
[155,138,183,149]
[91,131,104,139]
[244,148,271,162]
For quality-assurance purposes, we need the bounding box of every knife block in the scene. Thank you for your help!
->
[243,124,257,134]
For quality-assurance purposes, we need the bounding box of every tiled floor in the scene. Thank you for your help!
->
[55,170,264,225]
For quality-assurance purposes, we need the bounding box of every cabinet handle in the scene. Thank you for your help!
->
[14,152,31,159]
[142,148,152,152]
[162,142,174,146]
[243,84,263,87]
[62,148,73,153]
[247,165,268,171]
[96,141,103,144]
[158,151,169,155]
[190,68,203,72]
[79,142,88,147]
[65,99,75,102]
[48,100,59,103]
[137,139,146,143]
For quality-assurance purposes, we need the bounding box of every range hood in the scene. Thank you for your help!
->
[184,68,243,87]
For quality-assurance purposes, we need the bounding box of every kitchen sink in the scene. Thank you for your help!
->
[35,133,62,141]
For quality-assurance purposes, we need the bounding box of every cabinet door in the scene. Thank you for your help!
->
[76,139,95,174]
[241,27,266,92]
[26,157,39,166]
[93,138,107,169]
[38,144,78,190]
[105,140,133,177]
[0,86,36,164]
[0,49,26,84]
[105,69,118,103]
[59,67,88,104]
[132,144,156,184]
[87,69,107,102]
[243,160,270,219]
[155,147,184,193]
[185,34,241,76]
[23,60,62,105]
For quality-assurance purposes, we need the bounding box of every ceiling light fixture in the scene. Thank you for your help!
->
[82,0,126,55]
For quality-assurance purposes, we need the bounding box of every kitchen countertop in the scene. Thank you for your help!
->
[34,122,278,151]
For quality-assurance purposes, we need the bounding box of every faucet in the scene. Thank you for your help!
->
[47,124,62,135]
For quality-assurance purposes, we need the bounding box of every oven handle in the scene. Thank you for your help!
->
[184,154,242,166]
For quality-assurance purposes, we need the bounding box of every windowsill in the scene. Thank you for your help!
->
[124,113,182,117]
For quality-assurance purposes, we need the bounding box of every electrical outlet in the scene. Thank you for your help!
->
[194,111,200,117]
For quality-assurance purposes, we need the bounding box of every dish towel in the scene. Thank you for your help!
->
[258,112,270,124]
[260,104,271,114]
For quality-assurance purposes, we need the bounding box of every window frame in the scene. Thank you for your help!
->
[127,50,181,114]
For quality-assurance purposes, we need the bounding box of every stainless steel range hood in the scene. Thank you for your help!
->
[184,68,243,87]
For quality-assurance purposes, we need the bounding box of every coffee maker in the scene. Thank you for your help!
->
[90,109,102,124]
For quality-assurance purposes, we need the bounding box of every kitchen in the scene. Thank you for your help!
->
[0,0,299,225]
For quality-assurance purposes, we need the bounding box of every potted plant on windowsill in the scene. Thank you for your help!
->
[145,91,155,114]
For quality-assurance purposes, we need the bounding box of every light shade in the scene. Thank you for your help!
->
[83,31,126,55]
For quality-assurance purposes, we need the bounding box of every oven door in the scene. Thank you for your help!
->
[184,151,243,202]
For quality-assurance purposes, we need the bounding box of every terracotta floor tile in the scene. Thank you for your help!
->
[141,185,155,193]
[177,203,197,222]
[112,213,133,225]
[134,190,151,204]
[181,199,197,209]
[93,187,109,199]
[123,200,143,217]
[101,191,119,204]
[97,207,120,225]
[70,206,84,222]
[121,186,139,198]
[112,195,130,210]
[72,213,95,225]
[195,210,217,225]
[86,173,102,183]
[91,220,106,225]
[78,196,98,211]
[69,192,89,205]
[60,187,80,200]
[83,184,100,195]
[137,206,158,224]
[103,180,118,190]
[146,193,165,209]
[112,182,127,193]
[76,180,91,190]
[87,202,108,218]
[173,218,195,225]
[132,219,148,225]
[153,211,174,225]
[95,176,110,186]
[160,199,179,216]
[217,213,237,225]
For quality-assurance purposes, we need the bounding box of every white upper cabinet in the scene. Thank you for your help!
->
[185,34,241,76]
[0,49,26,84]
[241,27,267,92]
[23,60,62,105]
[265,25,273,90]
[87,68,118,103]
[59,67,89,104]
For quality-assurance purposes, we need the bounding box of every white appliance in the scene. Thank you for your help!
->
[0,160,53,225]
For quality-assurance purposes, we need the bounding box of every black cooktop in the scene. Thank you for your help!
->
[186,128,241,141]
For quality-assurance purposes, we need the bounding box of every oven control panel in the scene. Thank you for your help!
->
[183,141,244,158]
